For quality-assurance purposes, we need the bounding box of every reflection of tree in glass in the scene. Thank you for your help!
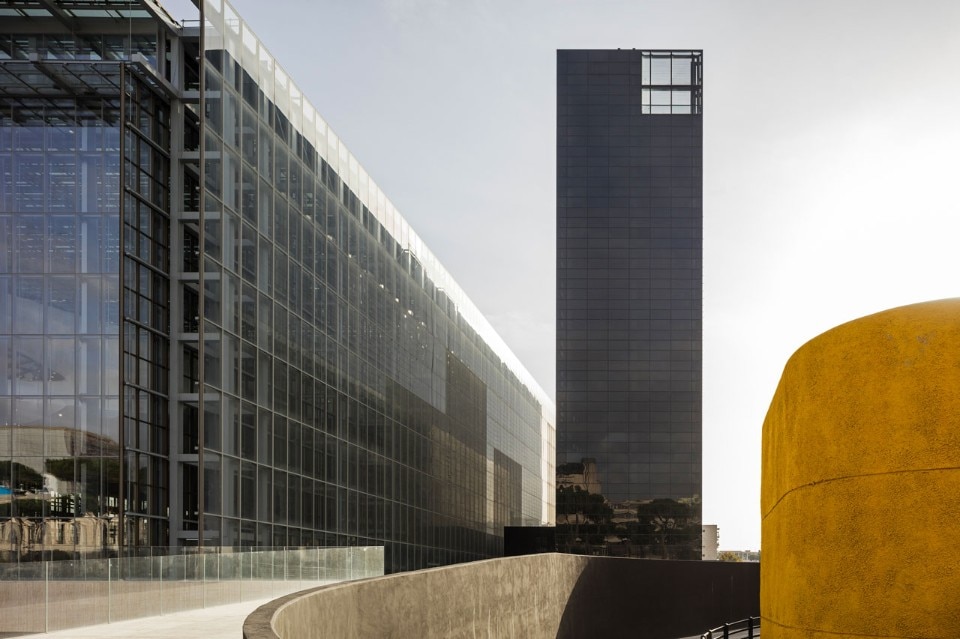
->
[0,460,43,489]
[0,498,43,517]
[0,462,46,518]
[636,498,700,560]
[557,485,612,523]
[45,457,119,481]
[556,486,613,553]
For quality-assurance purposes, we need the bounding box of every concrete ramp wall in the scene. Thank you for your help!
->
[244,553,759,639]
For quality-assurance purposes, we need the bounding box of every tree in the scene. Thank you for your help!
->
[718,551,743,562]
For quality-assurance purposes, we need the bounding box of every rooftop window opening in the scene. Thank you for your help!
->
[639,50,702,115]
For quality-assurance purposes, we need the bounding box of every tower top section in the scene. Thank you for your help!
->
[558,49,703,115]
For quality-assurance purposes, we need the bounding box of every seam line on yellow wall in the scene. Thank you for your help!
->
[762,614,941,639]
[761,465,960,521]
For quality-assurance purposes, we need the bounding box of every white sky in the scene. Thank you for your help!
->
[170,0,960,550]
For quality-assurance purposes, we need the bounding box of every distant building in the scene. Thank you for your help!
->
[701,524,718,560]
[556,49,703,559]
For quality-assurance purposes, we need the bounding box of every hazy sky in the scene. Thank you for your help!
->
[170,0,960,550]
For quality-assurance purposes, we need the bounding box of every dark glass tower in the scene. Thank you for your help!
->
[556,49,703,559]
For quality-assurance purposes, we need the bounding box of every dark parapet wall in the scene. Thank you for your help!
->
[557,556,756,638]
[503,525,556,556]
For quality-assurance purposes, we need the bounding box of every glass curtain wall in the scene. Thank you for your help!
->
[0,2,555,571]
[0,62,124,559]
[0,14,173,555]
[194,0,553,572]
[556,50,703,560]
[120,70,173,548]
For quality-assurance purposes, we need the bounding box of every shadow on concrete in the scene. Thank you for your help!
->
[243,554,759,639]
[556,557,758,639]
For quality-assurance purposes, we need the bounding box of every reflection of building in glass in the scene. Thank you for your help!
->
[0,0,554,572]
[556,50,703,559]
[556,458,602,494]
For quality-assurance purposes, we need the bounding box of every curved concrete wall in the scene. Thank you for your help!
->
[761,299,960,638]
[244,553,759,639]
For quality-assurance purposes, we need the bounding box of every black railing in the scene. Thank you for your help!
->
[700,616,759,639]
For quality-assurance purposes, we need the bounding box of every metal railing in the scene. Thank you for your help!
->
[700,616,760,639]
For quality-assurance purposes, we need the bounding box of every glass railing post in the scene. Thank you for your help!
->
[44,560,49,633]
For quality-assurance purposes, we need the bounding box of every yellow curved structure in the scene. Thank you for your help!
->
[761,299,960,638]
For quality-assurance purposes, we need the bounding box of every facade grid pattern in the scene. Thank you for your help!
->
[556,49,702,559]
[0,0,554,574]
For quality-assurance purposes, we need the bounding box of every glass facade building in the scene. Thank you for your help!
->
[0,0,554,573]
[556,49,702,559]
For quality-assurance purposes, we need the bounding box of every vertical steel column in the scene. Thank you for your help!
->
[195,0,207,551]
[117,62,127,551]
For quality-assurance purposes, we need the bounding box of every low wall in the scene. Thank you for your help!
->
[244,553,759,639]
[0,547,383,634]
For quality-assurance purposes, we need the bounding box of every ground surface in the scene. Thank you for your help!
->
[4,597,273,639]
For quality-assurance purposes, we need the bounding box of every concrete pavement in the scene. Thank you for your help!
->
[10,597,274,639]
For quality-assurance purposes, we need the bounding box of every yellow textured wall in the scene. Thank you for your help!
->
[761,299,960,639]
